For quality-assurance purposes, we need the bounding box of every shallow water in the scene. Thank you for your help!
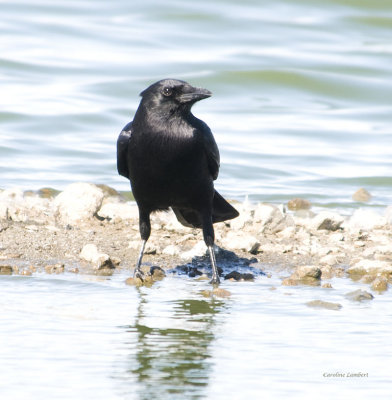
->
[0,271,391,399]
[1,0,392,209]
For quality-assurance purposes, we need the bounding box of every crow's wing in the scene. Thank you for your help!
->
[117,121,132,179]
[196,119,220,181]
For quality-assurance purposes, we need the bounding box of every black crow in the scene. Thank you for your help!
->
[117,79,239,284]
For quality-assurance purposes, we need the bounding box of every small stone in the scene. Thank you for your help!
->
[345,289,374,302]
[201,288,231,298]
[180,241,207,260]
[111,257,121,266]
[224,271,254,281]
[352,188,371,202]
[38,187,59,198]
[282,278,298,286]
[348,259,392,277]
[294,265,322,279]
[144,243,158,255]
[96,267,114,276]
[79,244,115,270]
[319,254,339,266]
[287,198,311,211]
[44,263,65,274]
[150,266,166,280]
[306,300,342,310]
[311,212,344,231]
[320,266,333,279]
[162,244,180,256]
[360,274,376,284]
[20,269,32,276]
[0,265,13,275]
[346,209,387,231]
[371,277,388,292]
[222,232,260,254]
[322,283,333,288]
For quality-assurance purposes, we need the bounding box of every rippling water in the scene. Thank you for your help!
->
[1,0,391,209]
[1,2,392,398]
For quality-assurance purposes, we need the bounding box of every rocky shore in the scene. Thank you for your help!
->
[0,183,391,296]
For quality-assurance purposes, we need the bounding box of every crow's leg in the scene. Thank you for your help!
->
[134,208,151,281]
[202,213,220,285]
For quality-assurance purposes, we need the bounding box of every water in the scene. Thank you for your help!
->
[0,271,391,400]
[1,0,391,210]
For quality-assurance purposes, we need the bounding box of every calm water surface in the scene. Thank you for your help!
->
[1,1,392,399]
[0,272,391,399]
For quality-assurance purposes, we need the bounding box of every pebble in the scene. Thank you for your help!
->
[306,300,342,310]
[352,188,371,202]
[44,263,65,274]
[348,259,392,276]
[201,288,231,298]
[311,212,344,231]
[371,277,388,292]
[79,244,115,270]
[287,198,311,211]
[0,265,13,275]
[162,244,181,256]
[224,271,254,281]
[345,289,374,302]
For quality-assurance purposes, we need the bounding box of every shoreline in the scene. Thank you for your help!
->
[0,182,391,295]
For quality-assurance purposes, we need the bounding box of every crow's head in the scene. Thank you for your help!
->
[139,79,212,112]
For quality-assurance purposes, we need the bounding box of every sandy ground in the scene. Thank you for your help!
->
[0,183,391,294]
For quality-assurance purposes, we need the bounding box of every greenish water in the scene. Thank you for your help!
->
[1,0,391,209]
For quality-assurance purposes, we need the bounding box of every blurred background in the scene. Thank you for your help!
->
[1,0,391,210]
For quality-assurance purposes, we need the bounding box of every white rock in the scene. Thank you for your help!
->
[293,265,321,279]
[346,209,387,231]
[310,211,344,231]
[0,190,52,223]
[180,241,208,260]
[222,231,260,253]
[277,226,296,239]
[348,259,392,275]
[319,254,341,266]
[229,199,254,230]
[80,243,113,269]
[254,203,294,233]
[162,244,181,256]
[53,183,104,225]
[98,202,139,221]
[329,232,345,242]
[374,244,392,255]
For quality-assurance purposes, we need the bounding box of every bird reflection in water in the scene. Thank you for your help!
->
[124,286,227,400]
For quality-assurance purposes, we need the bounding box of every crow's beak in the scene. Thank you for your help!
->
[179,87,212,103]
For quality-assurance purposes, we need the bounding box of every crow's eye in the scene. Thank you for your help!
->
[162,87,173,97]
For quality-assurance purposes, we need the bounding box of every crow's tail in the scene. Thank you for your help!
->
[172,190,239,228]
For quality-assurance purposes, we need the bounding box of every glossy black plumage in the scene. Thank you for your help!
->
[117,79,239,284]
